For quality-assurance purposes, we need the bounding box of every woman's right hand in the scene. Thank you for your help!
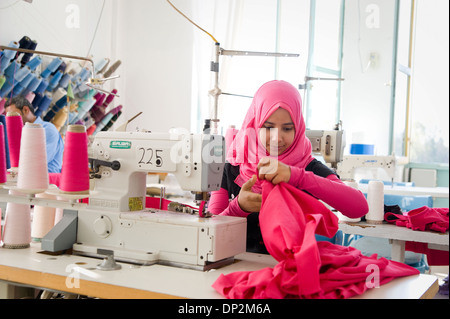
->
[237,175,262,213]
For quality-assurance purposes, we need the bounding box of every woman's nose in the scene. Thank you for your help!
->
[270,128,280,142]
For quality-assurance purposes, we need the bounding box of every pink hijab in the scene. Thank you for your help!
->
[227,80,313,190]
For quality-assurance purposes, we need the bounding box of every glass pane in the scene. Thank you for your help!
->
[306,79,339,130]
[409,0,449,164]
[340,0,397,156]
[304,0,343,131]
[393,0,413,157]
[312,0,342,70]
[393,72,408,156]
[215,0,311,133]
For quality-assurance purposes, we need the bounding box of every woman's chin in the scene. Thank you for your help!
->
[268,149,284,156]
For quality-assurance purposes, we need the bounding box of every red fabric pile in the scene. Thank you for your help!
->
[385,206,449,233]
[385,206,449,266]
[212,182,419,299]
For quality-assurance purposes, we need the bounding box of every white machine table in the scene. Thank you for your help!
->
[0,242,440,299]
[338,221,449,262]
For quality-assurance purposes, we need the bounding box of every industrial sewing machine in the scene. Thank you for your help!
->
[336,155,396,182]
[306,129,346,169]
[38,130,246,270]
[305,129,396,182]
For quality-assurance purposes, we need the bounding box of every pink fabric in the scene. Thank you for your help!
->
[405,242,449,266]
[289,167,368,218]
[385,206,449,266]
[208,188,249,217]
[145,197,172,210]
[227,80,313,192]
[385,206,449,233]
[48,173,61,187]
[212,181,419,299]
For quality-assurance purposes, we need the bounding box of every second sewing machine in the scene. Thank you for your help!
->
[41,130,247,271]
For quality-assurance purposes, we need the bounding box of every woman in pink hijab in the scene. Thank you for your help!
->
[208,80,368,253]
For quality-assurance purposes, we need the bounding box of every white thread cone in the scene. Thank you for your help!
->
[31,192,56,241]
[366,180,384,224]
[2,190,32,248]
[17,123,49,191]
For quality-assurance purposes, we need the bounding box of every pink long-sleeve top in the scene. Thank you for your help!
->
[208,162,368,219]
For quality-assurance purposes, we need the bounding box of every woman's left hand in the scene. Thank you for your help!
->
[257,157,291,185]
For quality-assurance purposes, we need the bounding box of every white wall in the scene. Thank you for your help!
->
[114,0,194,132]
[341,0,397,155]
[0,0,115,58]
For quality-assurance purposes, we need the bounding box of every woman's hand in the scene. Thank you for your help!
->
[257,157,291,185]
[238,175,262,213]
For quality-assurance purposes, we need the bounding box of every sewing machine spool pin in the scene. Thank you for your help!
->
[96,248,122,271]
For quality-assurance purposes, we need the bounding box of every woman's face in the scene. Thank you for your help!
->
[259,107,295,156]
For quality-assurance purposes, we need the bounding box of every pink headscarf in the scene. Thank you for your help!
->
[227,80,313,190]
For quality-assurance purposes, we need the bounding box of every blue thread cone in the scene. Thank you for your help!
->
[25,56,42,71]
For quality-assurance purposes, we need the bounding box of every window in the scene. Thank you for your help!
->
[191,0,346,135]
[191,0,310,134]
[393,0,412,157]
[408,0,449,164]
[190,0,449,168]
[304,0,345,130]
[393,0,449,165]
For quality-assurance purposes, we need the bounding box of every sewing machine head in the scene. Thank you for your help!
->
[305,129,396,182]
[88,130,225,212]
[336,154,396,182]
[306,129,346,169]
[41,130,246,270]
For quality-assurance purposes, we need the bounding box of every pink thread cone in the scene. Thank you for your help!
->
[59,125,90,193]
[6,112,23,168]
[0,123,7,184]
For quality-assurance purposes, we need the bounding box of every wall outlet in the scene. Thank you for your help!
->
[369,52,379,67]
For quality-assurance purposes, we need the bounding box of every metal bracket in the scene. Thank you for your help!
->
[41,210,78,252]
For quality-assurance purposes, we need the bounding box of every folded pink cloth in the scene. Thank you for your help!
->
[212,181,419,299]
[385,206,449,233]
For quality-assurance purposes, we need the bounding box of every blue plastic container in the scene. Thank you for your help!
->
[350,143,375,155]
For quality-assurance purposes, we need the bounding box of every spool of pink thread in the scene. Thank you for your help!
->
[5,111,23,168]
[102,89,118,108]
[59,125,90,194]
[0,123,7,184]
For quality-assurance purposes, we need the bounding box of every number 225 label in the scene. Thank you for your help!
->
[136,147,175,171]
